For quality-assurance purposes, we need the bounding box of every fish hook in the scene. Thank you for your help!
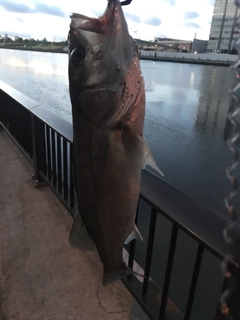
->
[121,0,132,5]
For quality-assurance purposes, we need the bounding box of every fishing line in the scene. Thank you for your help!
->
[131,270,148,280]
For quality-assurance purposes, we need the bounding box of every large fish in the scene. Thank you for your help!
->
[68,0,162,285]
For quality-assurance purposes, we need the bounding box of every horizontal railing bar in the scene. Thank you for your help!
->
[0,81,40,110]
[32,106,73,143]
[0,84,73,143]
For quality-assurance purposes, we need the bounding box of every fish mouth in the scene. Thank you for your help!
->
[70,0,125,48]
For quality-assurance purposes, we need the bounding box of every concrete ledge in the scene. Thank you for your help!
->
[0,130,149,320]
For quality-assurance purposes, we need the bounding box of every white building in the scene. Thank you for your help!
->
[207,0,239,53]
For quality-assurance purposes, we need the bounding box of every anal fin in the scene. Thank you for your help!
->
[69,209,95,251]
[124,225,143,244]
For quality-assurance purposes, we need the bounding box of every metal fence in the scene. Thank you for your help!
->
[1,80,240,320]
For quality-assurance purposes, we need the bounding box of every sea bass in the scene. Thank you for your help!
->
[68,0,162,285]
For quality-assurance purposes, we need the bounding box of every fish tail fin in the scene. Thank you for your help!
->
[69,209,95,251]
[103,263,132,286]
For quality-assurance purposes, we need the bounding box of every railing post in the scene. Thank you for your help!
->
[214,269,240,320]
[31,114,47,187]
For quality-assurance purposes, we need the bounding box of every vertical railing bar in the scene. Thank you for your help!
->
[57,134,62,193]
[159,224,179,318]
[63,139,68,200]
[142,208,158,296]
[43,124,47,175]
[184,244,205,320]
[128,201,140,269]
[70,144,75,209]
[31,115,47,183]
[51,130,57,187]
[46,126,52,181]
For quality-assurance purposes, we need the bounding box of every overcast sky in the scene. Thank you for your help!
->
[0,0,215,41]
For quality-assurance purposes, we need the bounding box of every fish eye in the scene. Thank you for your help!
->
[71,46,86,64]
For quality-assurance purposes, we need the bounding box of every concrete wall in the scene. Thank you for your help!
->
[139,50,238,62]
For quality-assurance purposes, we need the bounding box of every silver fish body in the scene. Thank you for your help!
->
[68,0,149,285]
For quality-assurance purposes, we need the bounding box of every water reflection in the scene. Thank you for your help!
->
[194,67,234,140]
[0,49,71,122]
[0,50,66,76]
[141,61,235,140]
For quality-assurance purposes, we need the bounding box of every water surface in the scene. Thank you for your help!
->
[0,48,237,215]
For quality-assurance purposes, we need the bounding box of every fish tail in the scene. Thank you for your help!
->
[103,263,132,286]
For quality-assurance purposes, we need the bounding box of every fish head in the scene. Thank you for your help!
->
[68,0,144,128]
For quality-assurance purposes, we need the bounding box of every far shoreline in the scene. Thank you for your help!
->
[0,46,67,54]
[1,46,237,67]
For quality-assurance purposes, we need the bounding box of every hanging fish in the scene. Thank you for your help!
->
[68,0,163,285]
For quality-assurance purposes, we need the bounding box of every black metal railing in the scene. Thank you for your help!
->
[1,80,240,320]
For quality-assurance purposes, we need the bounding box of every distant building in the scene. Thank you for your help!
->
[154,37,192,52]
[4,34,8,40]
[192,39,208,53]
[42,37,47,43]
[207,0,239,53]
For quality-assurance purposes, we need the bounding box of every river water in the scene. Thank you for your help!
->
[0,49,238,319]
[0,48,237,217]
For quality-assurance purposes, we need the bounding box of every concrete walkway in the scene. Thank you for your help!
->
[0,129,149,320]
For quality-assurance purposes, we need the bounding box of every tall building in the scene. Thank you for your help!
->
[207,0,239,53]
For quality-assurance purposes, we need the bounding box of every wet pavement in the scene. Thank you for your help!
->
[0,129,149,320]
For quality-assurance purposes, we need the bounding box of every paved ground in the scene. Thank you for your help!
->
[0,129,149,320]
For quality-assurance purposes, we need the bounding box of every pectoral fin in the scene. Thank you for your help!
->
[144,149,164,176]
[124,225,143,244]
[69,209,95,251]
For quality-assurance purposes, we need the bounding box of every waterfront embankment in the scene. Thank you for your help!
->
[0,45,237,66]
[139,50,238,66]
